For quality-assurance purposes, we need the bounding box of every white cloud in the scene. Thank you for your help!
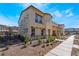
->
[65,8,72,14]
[54,10,62,17]
[65,8,73,17]
[66,12,73,17]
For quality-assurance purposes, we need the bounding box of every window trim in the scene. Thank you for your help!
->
[35,13,42,24]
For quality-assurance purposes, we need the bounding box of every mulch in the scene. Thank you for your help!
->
[0,40,63,56]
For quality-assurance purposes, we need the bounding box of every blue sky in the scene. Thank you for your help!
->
[0,3,79,28]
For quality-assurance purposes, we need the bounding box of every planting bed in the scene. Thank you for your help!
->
[0,40,63,56]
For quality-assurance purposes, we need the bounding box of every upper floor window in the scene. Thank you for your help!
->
[35,14,42,24]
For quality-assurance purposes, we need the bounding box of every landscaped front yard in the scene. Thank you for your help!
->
[0,34,67,56]
[0,38,63,56]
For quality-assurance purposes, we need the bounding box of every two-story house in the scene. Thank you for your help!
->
[18,5,53,39]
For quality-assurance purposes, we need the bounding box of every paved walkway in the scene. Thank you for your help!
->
[45,35,75,56]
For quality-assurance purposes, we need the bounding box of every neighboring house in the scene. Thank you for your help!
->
[0,25,18,36]
[0,25,9,36]
[65,28,79,35]
[18,5,65,39]
[52,22,65,36]
[58,24,65,36]
[18,5,53,39]
[10,26,19,35]
[52,22,59,36]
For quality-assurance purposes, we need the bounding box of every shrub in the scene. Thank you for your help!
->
[24,36,29,44]
[47,36,55,43]
[51,36,55,41]
[40,36,45,39]
[23,35,30,47]
[37,37,43,45]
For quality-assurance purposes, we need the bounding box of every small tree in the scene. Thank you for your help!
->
[47,36,55,45]
[23,34,30,48]
[37,37,43,45]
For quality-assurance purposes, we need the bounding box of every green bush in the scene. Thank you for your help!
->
[47,36,55,43]
[37,37,43,45]
[23,35,30,47]
[24,36,29,43]
[40,36,45,39]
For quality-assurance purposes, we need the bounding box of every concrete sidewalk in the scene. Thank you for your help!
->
[45,35,75,56]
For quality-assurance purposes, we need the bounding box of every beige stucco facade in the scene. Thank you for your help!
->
[18,5,53,39]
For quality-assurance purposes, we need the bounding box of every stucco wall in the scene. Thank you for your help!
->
[19,6,53,37]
